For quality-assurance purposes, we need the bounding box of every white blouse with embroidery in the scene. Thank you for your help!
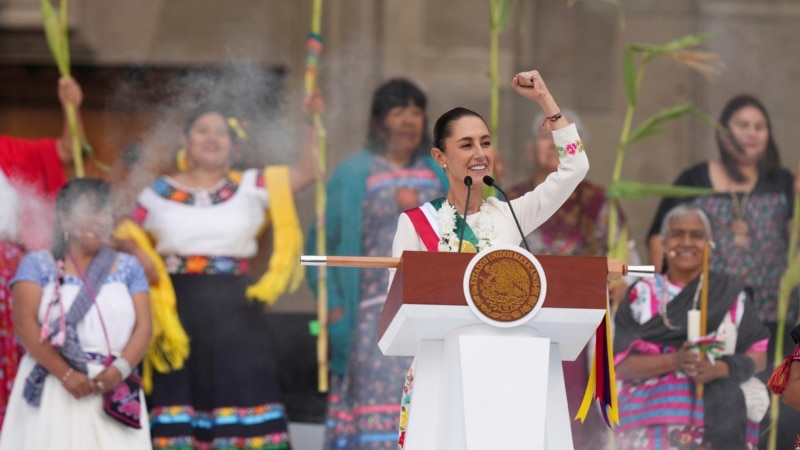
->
[133,168,269,259]
[392,123,590,255]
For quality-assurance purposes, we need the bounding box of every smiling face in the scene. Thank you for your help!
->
[722,105,769,166]
[183,112,232,170]
[663,212,709,277]
[432,115,494,187]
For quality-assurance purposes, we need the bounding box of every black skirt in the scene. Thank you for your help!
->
[148,274,291,449]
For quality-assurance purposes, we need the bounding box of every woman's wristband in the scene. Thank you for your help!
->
[61,367,74,384]
[541,110,563,127]
[111,357,132,380]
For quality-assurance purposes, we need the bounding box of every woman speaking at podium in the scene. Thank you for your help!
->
[392,69,588,258]
[391,69,590,447]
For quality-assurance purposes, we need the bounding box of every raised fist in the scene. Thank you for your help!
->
[511,70,551,103]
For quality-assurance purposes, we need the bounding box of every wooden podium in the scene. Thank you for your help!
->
[378,250,613,450]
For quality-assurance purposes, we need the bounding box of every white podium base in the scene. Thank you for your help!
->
[403,325,575,450]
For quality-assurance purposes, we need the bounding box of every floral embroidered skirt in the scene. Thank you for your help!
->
[324,298,410,449]
[148,274,291,449]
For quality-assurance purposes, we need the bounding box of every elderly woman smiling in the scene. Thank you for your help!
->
[614,204,770,450]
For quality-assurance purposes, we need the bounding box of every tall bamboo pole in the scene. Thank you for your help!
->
[305,0,329,393]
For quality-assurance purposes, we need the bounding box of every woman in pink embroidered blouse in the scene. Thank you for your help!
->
[614,204,770,449]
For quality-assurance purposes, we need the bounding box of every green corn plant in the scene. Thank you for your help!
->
[606,33,725,262]
[485,0,516,198]
[768,163,800,450]
[41,0,93,177]
[488,0,515,149]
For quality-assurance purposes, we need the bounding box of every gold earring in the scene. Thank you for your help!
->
[176,148,190,171]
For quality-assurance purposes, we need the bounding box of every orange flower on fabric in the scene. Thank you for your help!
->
[185,256,209,273]
[170,190,189,202]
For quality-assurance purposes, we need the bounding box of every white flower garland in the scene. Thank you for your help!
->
[437,199,494,252]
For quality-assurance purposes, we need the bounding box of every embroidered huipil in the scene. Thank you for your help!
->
[131,169,268,268]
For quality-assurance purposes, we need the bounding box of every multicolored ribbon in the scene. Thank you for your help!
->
[576,296,620,428]
[689,337,725,362]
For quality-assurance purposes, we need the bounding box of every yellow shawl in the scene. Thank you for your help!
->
[115,165,304,391]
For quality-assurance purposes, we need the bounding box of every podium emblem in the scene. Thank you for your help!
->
[462,245,547,327]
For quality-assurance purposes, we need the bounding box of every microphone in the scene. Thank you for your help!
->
[483,175,531,252]
[458,176,473,252]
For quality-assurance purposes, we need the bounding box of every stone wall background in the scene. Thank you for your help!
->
[0,0,797,312]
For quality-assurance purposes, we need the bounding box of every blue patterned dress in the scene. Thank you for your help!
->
[324,155,445,450]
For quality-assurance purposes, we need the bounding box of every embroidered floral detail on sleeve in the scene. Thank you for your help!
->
[556,139,585,158]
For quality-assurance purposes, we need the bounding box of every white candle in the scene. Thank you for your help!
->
[687,310,700,343]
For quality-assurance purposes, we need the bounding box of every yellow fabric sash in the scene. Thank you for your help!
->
[113,219,189,394]
[112,166,302,391]
[245,165,305,305]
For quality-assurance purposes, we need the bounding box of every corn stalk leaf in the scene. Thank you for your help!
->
[789,165,800,259]
[490,0,516,31]
[630,32,716,63]
[42,0,83,177]
[688,107,724,132]
[40,0,68,76]
[629,126,666,143]
[623,103,692,149]
[622,47,637,107]
[608,216,629,261]
[607,181,715,200]
[781,254,800,299]
[60,0,69,72]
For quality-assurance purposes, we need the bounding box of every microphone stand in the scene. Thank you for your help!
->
[483,175,531,252]
[457,176,473,252]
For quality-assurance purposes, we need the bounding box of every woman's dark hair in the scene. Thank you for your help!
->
[432,107,486,151]
[365,78,430,157]
[51,178,111,261]
[181,103,251,168]
[716,94,781,182]
[183,103,237,141]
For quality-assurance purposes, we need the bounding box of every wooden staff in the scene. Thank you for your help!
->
[300,255,652,281]
[305,0,329,393]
